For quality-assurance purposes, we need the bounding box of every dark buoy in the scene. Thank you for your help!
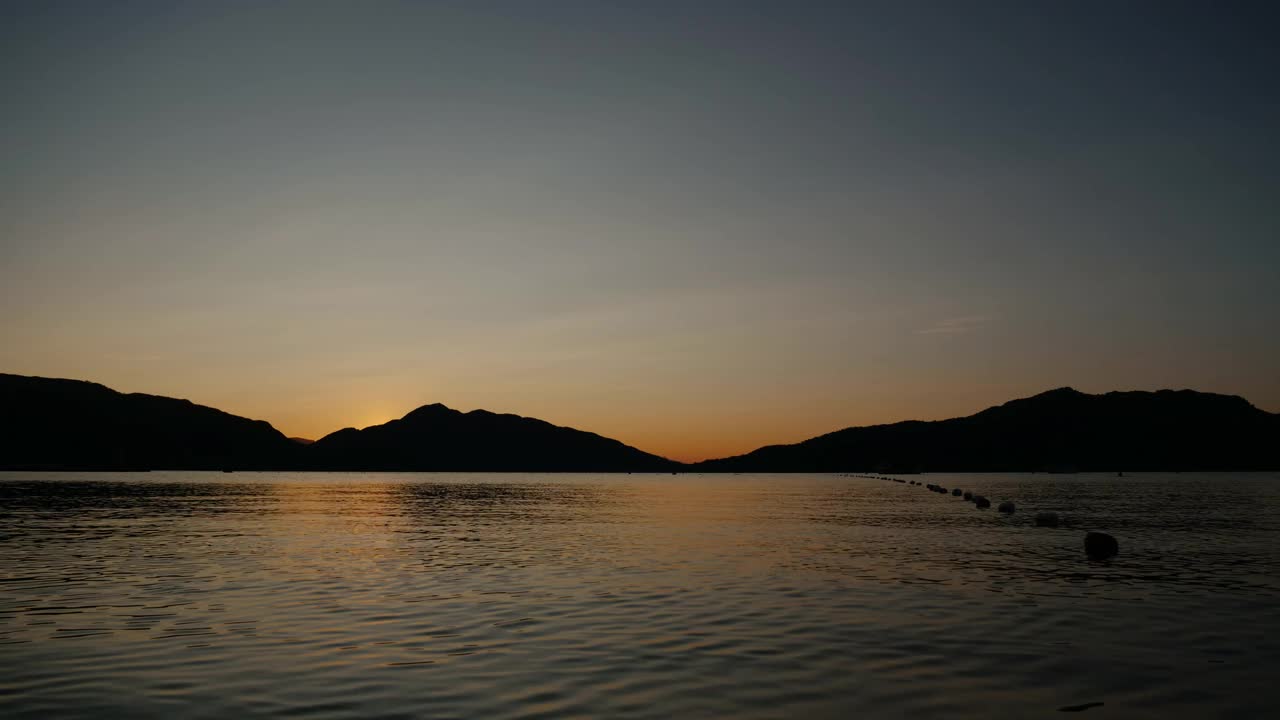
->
[1084,532,1119,560]
[997,501,1015,514]
[952,488,963,496]
[963,491,972,501]
[1034,511,1060,527]
[973,496,991,509]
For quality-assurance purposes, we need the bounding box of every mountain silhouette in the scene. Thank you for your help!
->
[0,373,301,470]
[306,403,677,472]
[694,387,1280,472]
[2,374,1276,472]
[0,374,674,472]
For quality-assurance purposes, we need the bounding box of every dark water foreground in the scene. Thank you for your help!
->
[1,472,1277,719]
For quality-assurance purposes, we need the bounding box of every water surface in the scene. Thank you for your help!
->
[2,472,1277,718]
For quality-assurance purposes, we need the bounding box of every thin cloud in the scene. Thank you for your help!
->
[916,315,988,336]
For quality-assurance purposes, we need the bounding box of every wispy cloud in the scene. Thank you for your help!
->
[915,315,989,336]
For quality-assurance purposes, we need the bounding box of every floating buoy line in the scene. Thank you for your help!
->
[843,473,1119,559]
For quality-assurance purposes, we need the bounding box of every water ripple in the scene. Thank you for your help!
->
[1,471,1277,719]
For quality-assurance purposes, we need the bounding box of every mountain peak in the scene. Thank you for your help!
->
[401,402,460,421]
[307,401,675,472]
[697,387,1279,472]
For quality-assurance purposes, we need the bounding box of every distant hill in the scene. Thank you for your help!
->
[3,375,1276,472]
[694,388,1280,472]
[0,373,301,470]
[307,403,677,472]
[0,374,676,472]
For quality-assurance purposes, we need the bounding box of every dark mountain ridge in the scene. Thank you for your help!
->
[0,373,674,471]
[306,403,676,472]
[694,387,1280,472]
[2,374,1276,472]
[0,373,301,470]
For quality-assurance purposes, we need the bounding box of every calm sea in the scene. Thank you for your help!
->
[1,472,1277,719]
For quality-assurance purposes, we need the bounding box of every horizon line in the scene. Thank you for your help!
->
[4,371,1273,464]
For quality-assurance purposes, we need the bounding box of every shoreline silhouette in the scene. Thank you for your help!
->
[2,373,1277,472]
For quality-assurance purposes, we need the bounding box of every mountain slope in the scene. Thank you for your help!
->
[695,388,1280,472]
[307,403,677,471]
[0,373,301,470]
[4,374,1275,473]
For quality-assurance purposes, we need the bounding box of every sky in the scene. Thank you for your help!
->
[2,1,1278,462]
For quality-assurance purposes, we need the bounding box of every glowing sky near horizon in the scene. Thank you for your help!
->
[2,1,1278,462]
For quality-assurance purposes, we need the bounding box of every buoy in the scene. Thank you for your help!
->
[1034,511,1060,527]
[1084,532,1119,559]
[962,491,972,501]
[952,488,962,496]
[973,496,991,509]
[997,501,1015,514]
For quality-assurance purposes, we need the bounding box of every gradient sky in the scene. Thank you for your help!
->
[3,1,1278,462]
